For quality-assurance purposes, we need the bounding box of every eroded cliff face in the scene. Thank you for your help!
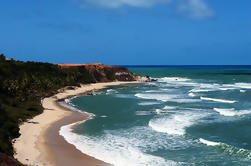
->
[58,63,141,82]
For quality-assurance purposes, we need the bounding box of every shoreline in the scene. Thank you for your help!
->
[13,81,143,166]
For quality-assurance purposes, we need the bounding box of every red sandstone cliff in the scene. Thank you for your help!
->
[57,63,142,82]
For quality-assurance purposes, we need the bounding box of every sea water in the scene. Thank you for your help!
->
[60,66,251,166]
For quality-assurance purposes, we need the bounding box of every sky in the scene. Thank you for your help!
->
[0,0,250,65]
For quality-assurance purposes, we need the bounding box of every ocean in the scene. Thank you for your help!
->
[60,66,251,166]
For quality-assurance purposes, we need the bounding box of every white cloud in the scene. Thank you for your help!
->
[178,0,215,19]
[74,0,215,19]
[76,0,171,8]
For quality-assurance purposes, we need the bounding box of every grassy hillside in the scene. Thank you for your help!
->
[0,54,136,165]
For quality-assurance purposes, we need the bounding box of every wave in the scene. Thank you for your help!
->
[158,77,191,82]
[189,83,221,93]
[200,97,237,103]
[189,89,211,93]
[155,109,171,114]
[135,93,200,103]
[213,108,251,117]
[188,93,196,97]
[163,106,177,110]
[59,99,94,116]
[199,138,220,146]
[60,123,178,166]
[190,84,240,93]
[135,93,177,102]
[173,99,201,103]
[221,83,251,90]
[219,87,236,91]
[145,90,163,93]
[240,90,246,93]
[138,102,160,106]
[158,77,199,87]
[234,83,251,89]
[149,112,204,135]
[199,138,251,160]
[106,89,118,94]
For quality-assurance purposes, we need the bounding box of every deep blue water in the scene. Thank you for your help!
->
[61,66,251,166]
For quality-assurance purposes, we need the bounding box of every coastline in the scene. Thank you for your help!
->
[13,81,143,166]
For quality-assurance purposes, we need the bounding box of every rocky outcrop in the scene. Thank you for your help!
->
[58,63,142,82]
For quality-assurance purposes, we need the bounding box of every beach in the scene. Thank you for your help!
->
[13,81,141,166]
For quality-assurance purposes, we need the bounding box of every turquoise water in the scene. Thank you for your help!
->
[61,66,251,166]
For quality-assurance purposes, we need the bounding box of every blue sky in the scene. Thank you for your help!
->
[0,0,250,65]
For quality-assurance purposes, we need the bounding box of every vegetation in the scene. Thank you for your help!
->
[0,54,118,164]
[104,68,116,80]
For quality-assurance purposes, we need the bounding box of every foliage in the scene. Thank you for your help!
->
[0,54,117,162]
[104,68,116,81]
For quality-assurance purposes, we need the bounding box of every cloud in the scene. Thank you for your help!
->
[74,0,215,19]
[177,0,215,19]
[74,0,171,8]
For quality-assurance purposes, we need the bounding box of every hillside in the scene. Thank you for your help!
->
[0,54,141,165]
[58,63,139,82]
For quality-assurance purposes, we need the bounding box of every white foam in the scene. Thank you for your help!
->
[200,97,237,103]
[158,77,200,87]
[155,109,170,114]
[106,89,118,94]
[145,90,164,93]
[149,112,204,135]
[234,83,251,89]
[190,84,239,92]
[222,83,251,90]
[202,83,220,87]
[188,93,196,97]
[135,93,177,102]
[158,77,191,82]
[213,108,251,117]
[189,89,211,93]
[163,106,177,110]
[240,90,246,93]
[219,87,236,91]
[138,102,160,106]
[100,115,108,118]
[60,123,178,166]
[64,98,71,103]
[172,99,201,103]
[135,93,200,103]
[199,138,220,146]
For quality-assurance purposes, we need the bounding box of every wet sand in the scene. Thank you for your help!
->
[46,103,110,166]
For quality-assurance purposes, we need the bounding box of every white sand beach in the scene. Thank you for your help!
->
[13,81,141,166]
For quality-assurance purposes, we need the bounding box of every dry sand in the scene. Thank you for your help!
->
[13,81,141,166]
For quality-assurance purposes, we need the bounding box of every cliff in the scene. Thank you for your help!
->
[58,63,141,82]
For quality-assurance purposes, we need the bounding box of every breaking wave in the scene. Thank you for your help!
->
[199,138,251,160]
[135,93,200,103]
[213,108,251,117]
[60,123,179,166]
[149,112,205,135]
[200,97,237,103]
